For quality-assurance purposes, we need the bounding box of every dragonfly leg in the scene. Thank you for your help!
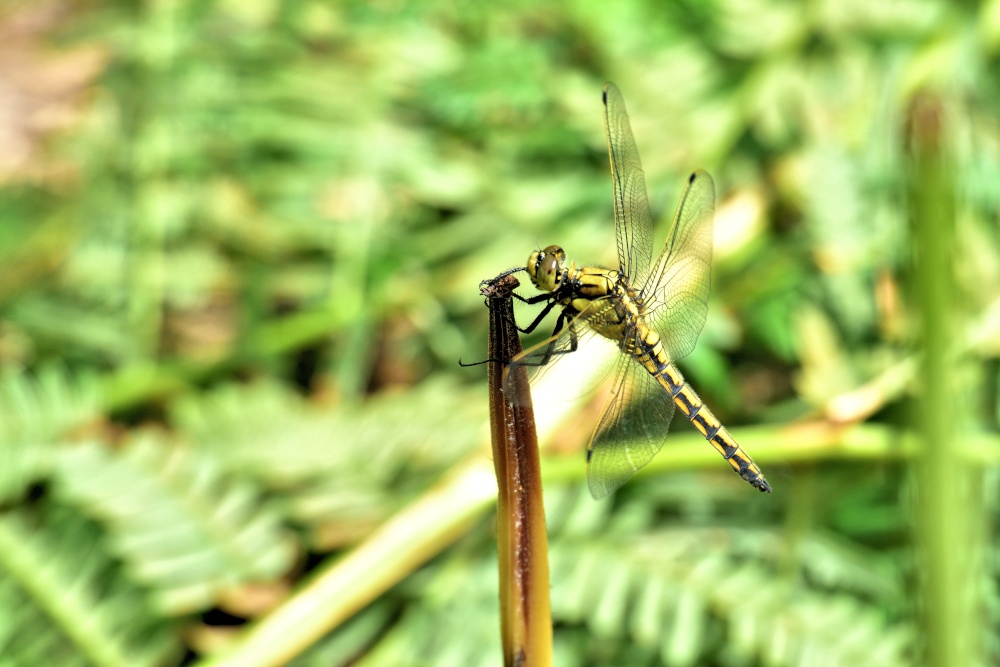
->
[458,356,500,367]
[476,267,526,293]
[512,291,553,304]
[541,312,577,364]
[516,298,558,334]
[516,310,579,368]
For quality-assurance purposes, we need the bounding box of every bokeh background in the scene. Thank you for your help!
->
[1,1,999,665]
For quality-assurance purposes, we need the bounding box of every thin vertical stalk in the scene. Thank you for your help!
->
[482,273,553,667]
[907,93,980,666]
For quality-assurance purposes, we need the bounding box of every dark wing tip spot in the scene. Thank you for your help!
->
[688,172,697,184]
[586,448,594,462]
[602,89,608,105]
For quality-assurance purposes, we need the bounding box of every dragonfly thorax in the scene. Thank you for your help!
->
[526,244,573,293]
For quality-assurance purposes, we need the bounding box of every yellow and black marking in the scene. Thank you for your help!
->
[507,90,763,497]
[647,340,771,493]
[517,244,770,494]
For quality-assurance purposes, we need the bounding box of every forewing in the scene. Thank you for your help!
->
[586,333,676,499]
[643,170,715,361]
[603,82,654,286]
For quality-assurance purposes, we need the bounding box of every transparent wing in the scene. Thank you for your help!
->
[603,82,654,286]
[586,329,676,499]
[504,298,622,409]
[642,170,715,361]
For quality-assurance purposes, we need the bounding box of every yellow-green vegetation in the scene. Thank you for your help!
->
[1,1,998,666]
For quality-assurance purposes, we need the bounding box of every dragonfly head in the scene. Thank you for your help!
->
[527,245,568,293]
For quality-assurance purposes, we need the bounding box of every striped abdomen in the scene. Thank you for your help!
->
[635,334,771,493]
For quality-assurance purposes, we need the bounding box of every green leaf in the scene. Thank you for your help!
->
[53,436,297,615]
[0,506,180,667]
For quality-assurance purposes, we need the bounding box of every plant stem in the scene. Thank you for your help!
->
[907,92,981,666]
[483,272,553,667]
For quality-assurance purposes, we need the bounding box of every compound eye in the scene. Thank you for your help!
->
[540,253,560,279]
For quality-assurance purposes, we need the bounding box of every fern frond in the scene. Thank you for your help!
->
[172,377,484,481]
[545,486,914,667]
[0,366,102,503]
[0,505,180,667]
[170,378,487,546]
[52,436,297,615]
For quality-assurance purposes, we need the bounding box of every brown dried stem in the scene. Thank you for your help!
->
[482,272,553,667]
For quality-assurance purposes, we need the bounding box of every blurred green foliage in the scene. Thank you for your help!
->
[1,0,999,665]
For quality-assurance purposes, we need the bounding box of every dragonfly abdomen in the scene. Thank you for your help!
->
[639,338,772,493]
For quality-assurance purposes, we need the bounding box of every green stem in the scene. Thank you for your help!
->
[907,92,981,666]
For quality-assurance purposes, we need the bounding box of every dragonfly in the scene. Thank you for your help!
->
[506,82,770,498]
